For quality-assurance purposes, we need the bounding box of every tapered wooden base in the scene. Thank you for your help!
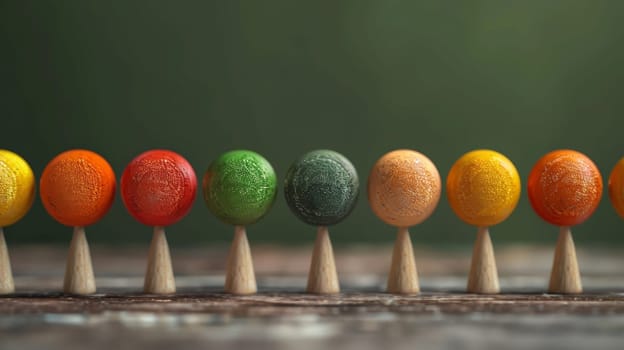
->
[307,226,340,294]
[467,227,500,294]
[548,226,582,294]
[0,228,14,294]
[387,227,419,294]
[225,226,257,295]
[63,227,96,295]
[144,226,176,294]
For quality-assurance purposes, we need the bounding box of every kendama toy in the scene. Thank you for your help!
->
[284,150,359,294]
[447,150,521,294]
[121,150,197,294]
[40,149,116,295]
[0,150,35,294]
[528,149,602,294]
[368,149,441,294]
[203,150,277,295]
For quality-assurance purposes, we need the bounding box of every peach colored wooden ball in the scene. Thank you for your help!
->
[368,149,441,227]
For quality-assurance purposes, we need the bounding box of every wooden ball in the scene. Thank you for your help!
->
[0,150,35,227]
[528,149,602,227]
[40,150,116,227]
[608,157,624,219]
[203,150,277,226]
[446,150,520,227]
[121,150,197,227]
[284,150,359,226]
[368,149,441,227]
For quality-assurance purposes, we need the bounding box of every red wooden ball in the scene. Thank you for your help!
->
[121,150,197,227]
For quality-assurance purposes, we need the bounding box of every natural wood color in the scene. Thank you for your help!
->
[63,227,96,295]
[144,226,176,294]
[0,228,14,294]
[225,226,257,295]
[467,227,500,294]
[307,226,340,294]
[548,226,582,294]
[387,227,419,294]
[4,292,624,316]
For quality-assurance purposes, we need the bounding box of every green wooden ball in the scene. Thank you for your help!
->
[284,150,359,226]
[203,150,277,226]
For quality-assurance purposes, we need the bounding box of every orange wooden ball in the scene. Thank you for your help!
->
[608,157,624,219]
[40,150,116,227]
[527,149,602,227]
[368,149,441,227]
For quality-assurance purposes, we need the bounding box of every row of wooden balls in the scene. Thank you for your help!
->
[0,148,621,296]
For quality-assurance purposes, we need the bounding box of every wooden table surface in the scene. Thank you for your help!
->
[2,244,624,350]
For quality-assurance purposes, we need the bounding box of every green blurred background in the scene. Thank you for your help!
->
[1,1,623,247]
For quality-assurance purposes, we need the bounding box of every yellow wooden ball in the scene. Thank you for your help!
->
[446,150,520,227]
[0,150,35,227]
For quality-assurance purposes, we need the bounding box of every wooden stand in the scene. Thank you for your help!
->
[387,227,419,294]
[548,226,582,294]
[225,225,257,295]
[0,228,14,294]
[307,226,340,294]
[467,227,500,294]
[63,226,96,295]
[144,226,176,294]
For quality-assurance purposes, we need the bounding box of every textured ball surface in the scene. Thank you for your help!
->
[284,150,359,226]
[121,150,197,227]
[608,158,624,218]
[203,150,277,226]
[0,150,35,227]
[446,150,520,227]
[368,149,441,227]
[40,149,116,227]
[528,149,602,227]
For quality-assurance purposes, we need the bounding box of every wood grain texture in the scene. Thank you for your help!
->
[225,226,257,295]
[307,226,339,294]
[63,227,95,295]
[467,227,500,294]
[2,245,624,350]
[0,228,14,294]
[549,226,582,294]
[3,292,624,315]
[387,227,419,294]
[144,226,176,294]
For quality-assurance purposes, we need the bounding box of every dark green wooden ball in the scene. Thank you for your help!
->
[203,150,277,226]
[284,150,359,226]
